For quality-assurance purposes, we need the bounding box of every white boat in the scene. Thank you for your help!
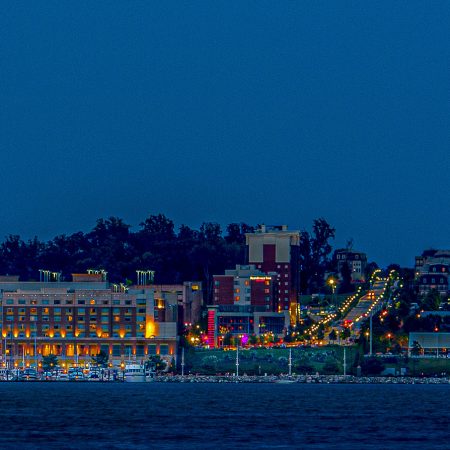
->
[124,363,146,382]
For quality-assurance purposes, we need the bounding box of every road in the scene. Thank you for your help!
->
[343,280,387,332]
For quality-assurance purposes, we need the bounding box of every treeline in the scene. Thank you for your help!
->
[0,214,337,301]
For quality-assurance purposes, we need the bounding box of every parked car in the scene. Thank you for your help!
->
[20,368,38,381]
[56,372,70,381]
[68,370,85,381]
[41,371,54,381]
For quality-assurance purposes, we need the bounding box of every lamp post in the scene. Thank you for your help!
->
[181,347,185,377]
[328,278,337,308]
[288,348,292,376]
[120,361,125,382]
[235,335,240,377]
[387,333,392,351]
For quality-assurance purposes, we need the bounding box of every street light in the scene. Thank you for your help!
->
[328,278,337,308]
[120,361,125,381]
[386,333,392,350]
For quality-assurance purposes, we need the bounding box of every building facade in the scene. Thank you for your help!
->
[213,265,278,310]
[246,225,301,312]
[0,273,184,369]
[207,225,299,348]
[415,250,450,297]
[333,249,367,283]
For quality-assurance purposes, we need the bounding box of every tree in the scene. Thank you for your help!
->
[223,332,233,347]
[421,289,441,311]
[365,262,379,281]
[190,222,226,303]
[42,354,58,372]
[339,262,353,294]
[92,350,109,368]
[225,223,254,245]
[147,355,167,372]
[361,357,385,375]
[329,329,338,343]
[139,214,175,242]
[340,328,351,340]
[411,340,422,356]
[317,324,325,340]
[299,218,336,293]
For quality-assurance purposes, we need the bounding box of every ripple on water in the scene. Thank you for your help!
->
[0,383,449,449]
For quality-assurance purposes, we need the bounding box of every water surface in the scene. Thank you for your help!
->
[0,383,448,449]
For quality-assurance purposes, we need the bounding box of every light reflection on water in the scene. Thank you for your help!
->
[0,383,449,449]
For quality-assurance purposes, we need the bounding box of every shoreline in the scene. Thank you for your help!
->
[154,374,450,384]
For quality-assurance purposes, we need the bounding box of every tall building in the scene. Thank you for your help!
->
[246,225,300,312]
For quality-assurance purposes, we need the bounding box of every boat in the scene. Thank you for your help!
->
[274,379,295,384]
[124,363,146,382]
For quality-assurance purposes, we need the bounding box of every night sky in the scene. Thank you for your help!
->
[1,2,449,267]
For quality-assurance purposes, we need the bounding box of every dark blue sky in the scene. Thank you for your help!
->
[1,2,449,267]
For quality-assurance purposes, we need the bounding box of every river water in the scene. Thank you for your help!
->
[0,383,448,449]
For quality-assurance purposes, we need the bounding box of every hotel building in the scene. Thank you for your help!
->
[0,272,201,369]
[207,223,300,348]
